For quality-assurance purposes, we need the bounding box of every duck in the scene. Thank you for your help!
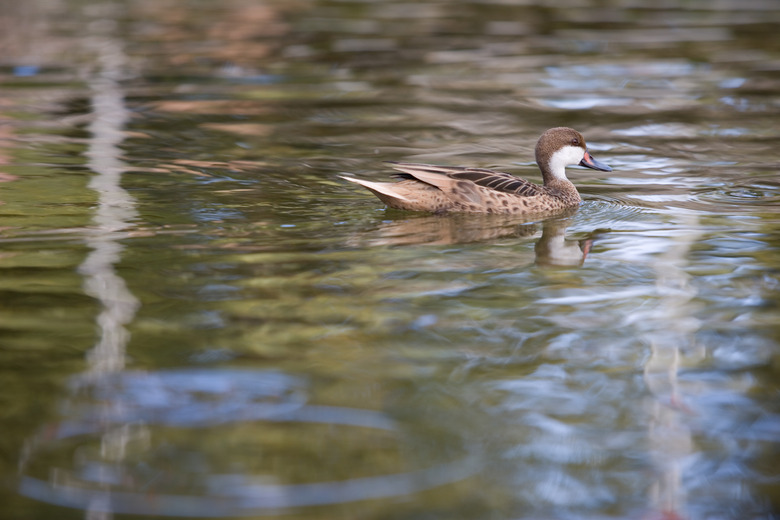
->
[340,127,612,215]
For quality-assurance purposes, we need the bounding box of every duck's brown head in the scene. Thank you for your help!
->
[535,127,612,182]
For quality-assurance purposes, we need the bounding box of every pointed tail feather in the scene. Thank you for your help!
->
[340,176,412,204]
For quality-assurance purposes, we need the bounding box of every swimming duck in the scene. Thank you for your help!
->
[341,127,611,215]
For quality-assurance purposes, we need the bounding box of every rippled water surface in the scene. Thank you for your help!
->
[2,0,780,519]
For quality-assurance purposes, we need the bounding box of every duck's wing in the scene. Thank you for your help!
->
[387,162,477,177]
[386,162,482,205]
[388,162,541,197]
[447,168,542,197]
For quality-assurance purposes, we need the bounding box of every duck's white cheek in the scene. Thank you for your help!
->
[548,146,586,179]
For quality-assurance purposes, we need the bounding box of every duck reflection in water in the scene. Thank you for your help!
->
[348,210,599,267]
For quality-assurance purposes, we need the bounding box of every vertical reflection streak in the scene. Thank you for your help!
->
[76,30,140,520]
[643,215,704,519]
[79,34,139,377]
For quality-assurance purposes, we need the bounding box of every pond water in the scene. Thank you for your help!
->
[1,0,780,519]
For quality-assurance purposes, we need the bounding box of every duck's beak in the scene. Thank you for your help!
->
[580,150,612,172]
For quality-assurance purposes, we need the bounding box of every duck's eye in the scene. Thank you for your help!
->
[571,138,579,146]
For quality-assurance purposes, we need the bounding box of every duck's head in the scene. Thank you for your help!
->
[535,127,612,181]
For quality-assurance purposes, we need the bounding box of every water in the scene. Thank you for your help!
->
[1,0,779,518]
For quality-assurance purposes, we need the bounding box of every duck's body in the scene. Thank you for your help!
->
[346,162,580,215]
[341,127,611,215]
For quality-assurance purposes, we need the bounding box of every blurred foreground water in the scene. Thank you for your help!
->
[1,0,779,519]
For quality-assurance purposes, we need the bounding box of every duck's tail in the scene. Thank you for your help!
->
[340,176,413,206]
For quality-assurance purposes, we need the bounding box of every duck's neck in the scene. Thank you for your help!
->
[540,170,581,203]
[539,163,567,185]
[538,145,581,187]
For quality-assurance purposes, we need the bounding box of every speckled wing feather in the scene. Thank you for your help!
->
[388,162,541,197]
[447,168,541,197]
